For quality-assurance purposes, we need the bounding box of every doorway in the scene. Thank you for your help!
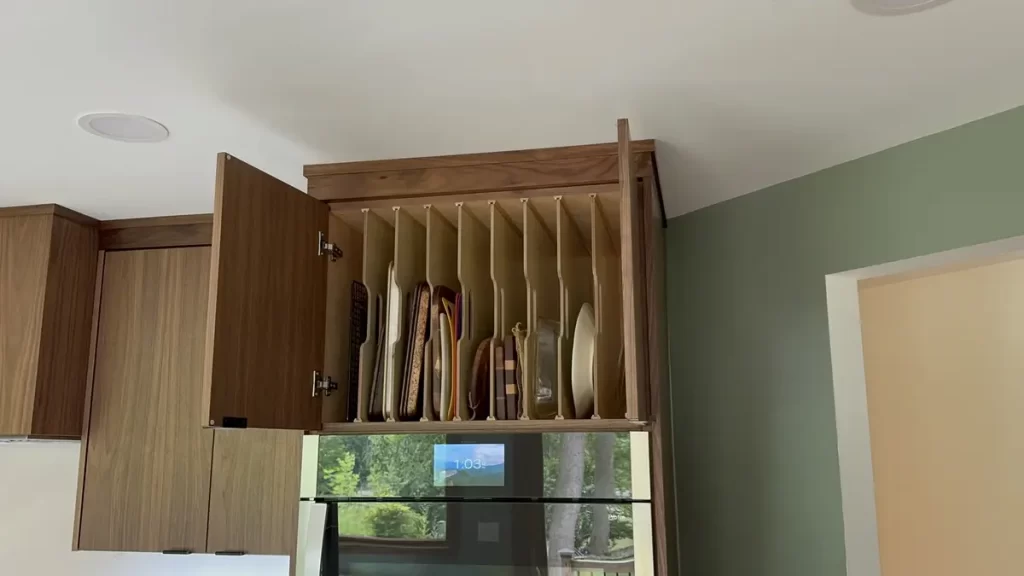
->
[826,237,1024,576]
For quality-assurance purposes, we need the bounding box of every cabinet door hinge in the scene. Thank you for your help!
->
[318,231,342,261]
[312,370,338,397]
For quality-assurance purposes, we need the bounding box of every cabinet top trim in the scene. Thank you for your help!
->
[304,140,657,205]
[304,139,656,177]
[0,203,98,227]
[99,214,214,251]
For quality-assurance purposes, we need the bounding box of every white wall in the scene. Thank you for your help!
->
[0,441,290,576]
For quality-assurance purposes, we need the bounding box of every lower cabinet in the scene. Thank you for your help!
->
[73,247,301,556]
[207,429,301,556]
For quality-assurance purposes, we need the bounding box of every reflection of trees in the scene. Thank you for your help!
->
[547,432,586,569]
[589,433,615,556]
[319,432,636,555]
[319,434,445,538]
[545,433,634,562]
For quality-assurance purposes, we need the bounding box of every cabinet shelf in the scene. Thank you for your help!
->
[319,417,647,436]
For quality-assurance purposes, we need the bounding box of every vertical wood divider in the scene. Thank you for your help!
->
[388,207,426,421]
[490,203,527,420]
[456,204,494,421]
[591,195,625,418]
[424,205,458,421]
[356,210,394,422]
[555,197,593,419]
[521,199,560,419]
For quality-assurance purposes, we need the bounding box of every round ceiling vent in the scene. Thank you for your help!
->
[77,113,170,143]
[852,0,954,15]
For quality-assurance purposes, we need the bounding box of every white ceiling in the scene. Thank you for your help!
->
[2,0,1023,220]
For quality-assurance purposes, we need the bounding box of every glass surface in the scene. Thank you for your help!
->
[332,502,652,575]
[318,432,640,501]
[316,430,649,565]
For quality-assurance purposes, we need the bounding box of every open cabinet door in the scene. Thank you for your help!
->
[618,119,651,421]
[203,153,327,430]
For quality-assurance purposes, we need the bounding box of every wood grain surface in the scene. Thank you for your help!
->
[304,140,655,177]
[206,429,302,555]
[100,214,213,250]
[642,176,677,576]
[0,203,98,227]
[591,195,625,419]
[322,214,362,423]
[78,247,214,552]
[0,214,53,434]
[309,156,622,203]
[32,215,98,435]
[73,251,106,550]
[204,153,327,430]
[618,119,650,421]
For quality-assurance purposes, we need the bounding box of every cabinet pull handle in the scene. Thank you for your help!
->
[215,550,246,556]
[162,549,193,555]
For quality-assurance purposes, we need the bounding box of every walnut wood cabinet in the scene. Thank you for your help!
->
[201,118,666,435]
[0,205,98,438]
[73,245,301,556]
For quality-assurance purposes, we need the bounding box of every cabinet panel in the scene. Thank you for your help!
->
[618,120,650,421]
[207,428,302,556]
[77,248,213,552]
[0,209,97,437]
[33,215,99,435]
[0,215,51,434]
[204,153,327,430]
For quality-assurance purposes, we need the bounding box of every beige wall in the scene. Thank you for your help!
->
[859,257,1024,576]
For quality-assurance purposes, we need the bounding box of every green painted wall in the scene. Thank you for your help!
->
[666,105,1024,576]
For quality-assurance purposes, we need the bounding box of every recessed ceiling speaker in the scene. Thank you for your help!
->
[77,112,170,143]
[852,0,954,15]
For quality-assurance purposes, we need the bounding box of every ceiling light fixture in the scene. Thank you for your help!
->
[852,0,954,15]
[77,112,170,143]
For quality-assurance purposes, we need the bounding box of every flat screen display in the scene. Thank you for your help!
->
[433,443,505,487]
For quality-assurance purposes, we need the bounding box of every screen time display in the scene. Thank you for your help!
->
[433,444,505,487]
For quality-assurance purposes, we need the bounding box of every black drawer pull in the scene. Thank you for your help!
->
[215,550,246,556]
[162,549,192,555]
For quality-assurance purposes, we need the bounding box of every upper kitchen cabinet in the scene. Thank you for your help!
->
[203,119,665,435]
[203,153,329,431]
[0,205,98,437]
